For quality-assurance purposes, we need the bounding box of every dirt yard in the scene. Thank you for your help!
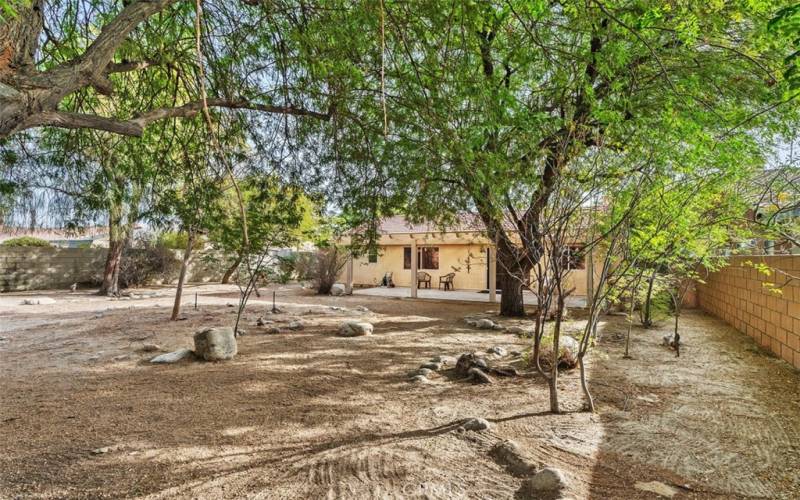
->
[1,284,798,499]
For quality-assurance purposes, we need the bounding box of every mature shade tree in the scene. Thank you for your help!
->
[301,0,799,316]
[0,0,332,139]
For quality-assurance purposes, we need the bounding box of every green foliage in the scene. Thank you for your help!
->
[769,4,800,92]
[156,231,204,251]
[1,236,51,247]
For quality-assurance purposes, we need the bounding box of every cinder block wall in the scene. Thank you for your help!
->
[696,256,800,369]
[0,247,108,291]
[0,247,224,292]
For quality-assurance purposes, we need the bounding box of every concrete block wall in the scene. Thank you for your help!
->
[0,247,224,292]
[696,256,800,369]
[0,247,108,291]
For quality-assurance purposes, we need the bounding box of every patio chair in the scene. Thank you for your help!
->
[417,271,432,289]
[439,272,455,291]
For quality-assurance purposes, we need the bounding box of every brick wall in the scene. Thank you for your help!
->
[696,255,800,369]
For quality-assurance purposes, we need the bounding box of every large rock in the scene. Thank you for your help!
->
[475,318,495,329]
[521,467,567,494]
[468,367,494,384]
[150,348,194,364]
[338,321,373,337]
[462,417,492,431]
[330,283,346,296]
[490,440,538,477]
[193,327,237,361]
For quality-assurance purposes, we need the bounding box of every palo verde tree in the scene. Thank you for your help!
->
[297,0,799,317]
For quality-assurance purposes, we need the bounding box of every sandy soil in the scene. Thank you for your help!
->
[0,284,798,499]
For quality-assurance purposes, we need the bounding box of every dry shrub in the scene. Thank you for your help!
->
[312,246,347,295]
[119,240,181,288]
[526,334,579,372]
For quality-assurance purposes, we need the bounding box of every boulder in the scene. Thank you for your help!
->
[492,323,505,331]
[468,367,494,384]
[521,467,567,495]
[414,368,434,377]
[475,318,495,329]
[287,321,304,331]
[150,348,194,364]
[462,417,492,431]
[487,346,508,357]
[193,327,237,361]
[455,353,486,375]
[267,326,281,334]
[507,326,526,335]
[140,343,161,353]
[355,305,370,312]
[330,283,346,296]
[338,321,373,337]
[409,375,430,384]
[21,297,56,305]
[490,440,538,477]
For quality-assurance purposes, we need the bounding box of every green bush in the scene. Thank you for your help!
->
[1,236,52,247]
[156,231,204,251]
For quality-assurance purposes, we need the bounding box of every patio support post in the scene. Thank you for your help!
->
[345,252,354,295]
[411,239,418,298]
[488,246,497,303]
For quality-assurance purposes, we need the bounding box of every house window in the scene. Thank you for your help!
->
[368,248,378,263]
[420,247,439,269]
[403,247,440,270]
[561,245,585,270]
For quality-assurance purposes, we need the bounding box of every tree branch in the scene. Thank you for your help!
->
[24,98,333,136]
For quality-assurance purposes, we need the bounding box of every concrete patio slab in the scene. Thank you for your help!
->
[352,286,587,308]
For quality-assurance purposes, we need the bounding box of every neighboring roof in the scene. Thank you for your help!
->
[0,225,109,243]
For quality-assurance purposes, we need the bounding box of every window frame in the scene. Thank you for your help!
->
[403,246,440,270]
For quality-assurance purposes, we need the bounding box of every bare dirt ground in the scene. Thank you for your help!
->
[1,284,798,499]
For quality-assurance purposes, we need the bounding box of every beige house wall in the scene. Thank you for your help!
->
[351,243,490,290]
[346,240,595,296]
[696,256,800,370]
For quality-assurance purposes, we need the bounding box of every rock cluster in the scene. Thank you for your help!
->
[455,352,518,383]
[149,327,239,364]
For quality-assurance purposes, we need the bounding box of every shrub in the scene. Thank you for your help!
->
[273,254,297,284]
[1,236,52,247]
[292,251,317,281]
[118,238,181,288]
[312,247,347,294]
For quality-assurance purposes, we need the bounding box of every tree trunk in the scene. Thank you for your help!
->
[221,255,241,284]
[99,238,124,296]
[171,230,194,321]
[499,269,526,316]
[642,270,657,327]
[549,284,565,413]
